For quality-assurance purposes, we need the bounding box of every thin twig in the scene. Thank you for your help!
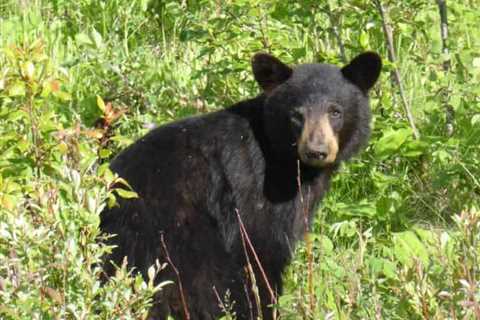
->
[259,4,270,50]
[243,283,254,320]
[437,0,450,71]
[436,0,454,136]
[238,215,263,318]
[236,210,278,307]
[374,0,420,139]
[160,233,190,320]
[325,4,346,63]
[212,286,230,317]
[459,162,480,190]
[297,161,315,315]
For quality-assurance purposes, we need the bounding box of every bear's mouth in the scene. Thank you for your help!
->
[298,143,338,167]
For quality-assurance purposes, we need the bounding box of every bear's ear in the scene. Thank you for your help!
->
[341,52,382,93]
[252,53,293,94]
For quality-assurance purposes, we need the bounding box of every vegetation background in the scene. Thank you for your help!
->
[0,0,479,319]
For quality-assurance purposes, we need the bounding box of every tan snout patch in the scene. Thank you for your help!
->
[298,115,339,167]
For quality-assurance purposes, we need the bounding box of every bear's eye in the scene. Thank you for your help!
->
[329,109,342,118]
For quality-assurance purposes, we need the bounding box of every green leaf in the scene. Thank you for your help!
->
[99,148,112,159]
[472,114,480,125]
[7,81,26,97]
[53,91,72,101]
[415,227,437,246]
[291,47,306,60]
[115,188,138,199]
[140,0,149,11]
[368,257,383,274]
[57,141,68,155]
[75,32,93,46]
[90,28,103,49]
[90,28,104,49]
[382,260,397,280]
[335,200,376,218]
[393,231,429,267]
[21,61,35,80]
[97,95,106,112]
[328,0,338,10]
[403,140,428,158]
[114,177,134,190]
[375,128,412,158]
[359,32,369,48]
[107,193,117,208]
[315,234,334,254]
[369,257,398,280]
[473,57,480,68]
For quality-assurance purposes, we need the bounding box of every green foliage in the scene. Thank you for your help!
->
[283,208,480,319]
[0,7,166,318]
[0,0,479,318]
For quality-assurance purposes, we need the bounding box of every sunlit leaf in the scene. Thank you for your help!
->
[97,95,106,112]
[7,81,26,96]
[393,231,429,266]
[90,28,104,49]
[115,188,138,199]
[21,61,35,80]
[375,128,412,158]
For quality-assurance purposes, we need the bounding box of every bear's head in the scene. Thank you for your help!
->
[252,52,381,168]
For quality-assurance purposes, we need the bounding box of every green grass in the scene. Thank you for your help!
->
[0,1,479,319]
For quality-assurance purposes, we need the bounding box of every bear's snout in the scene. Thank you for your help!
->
[298,114,339,167]
[304,144,329,161]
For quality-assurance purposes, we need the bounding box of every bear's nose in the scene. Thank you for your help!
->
[305,145,328,160]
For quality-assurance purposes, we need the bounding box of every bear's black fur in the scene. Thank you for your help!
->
[100,52,381,320]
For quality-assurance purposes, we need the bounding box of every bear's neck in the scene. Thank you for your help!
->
[262,158,336,204]
[226,96,338,204]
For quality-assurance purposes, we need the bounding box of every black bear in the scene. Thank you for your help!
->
[100,51,381,319]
